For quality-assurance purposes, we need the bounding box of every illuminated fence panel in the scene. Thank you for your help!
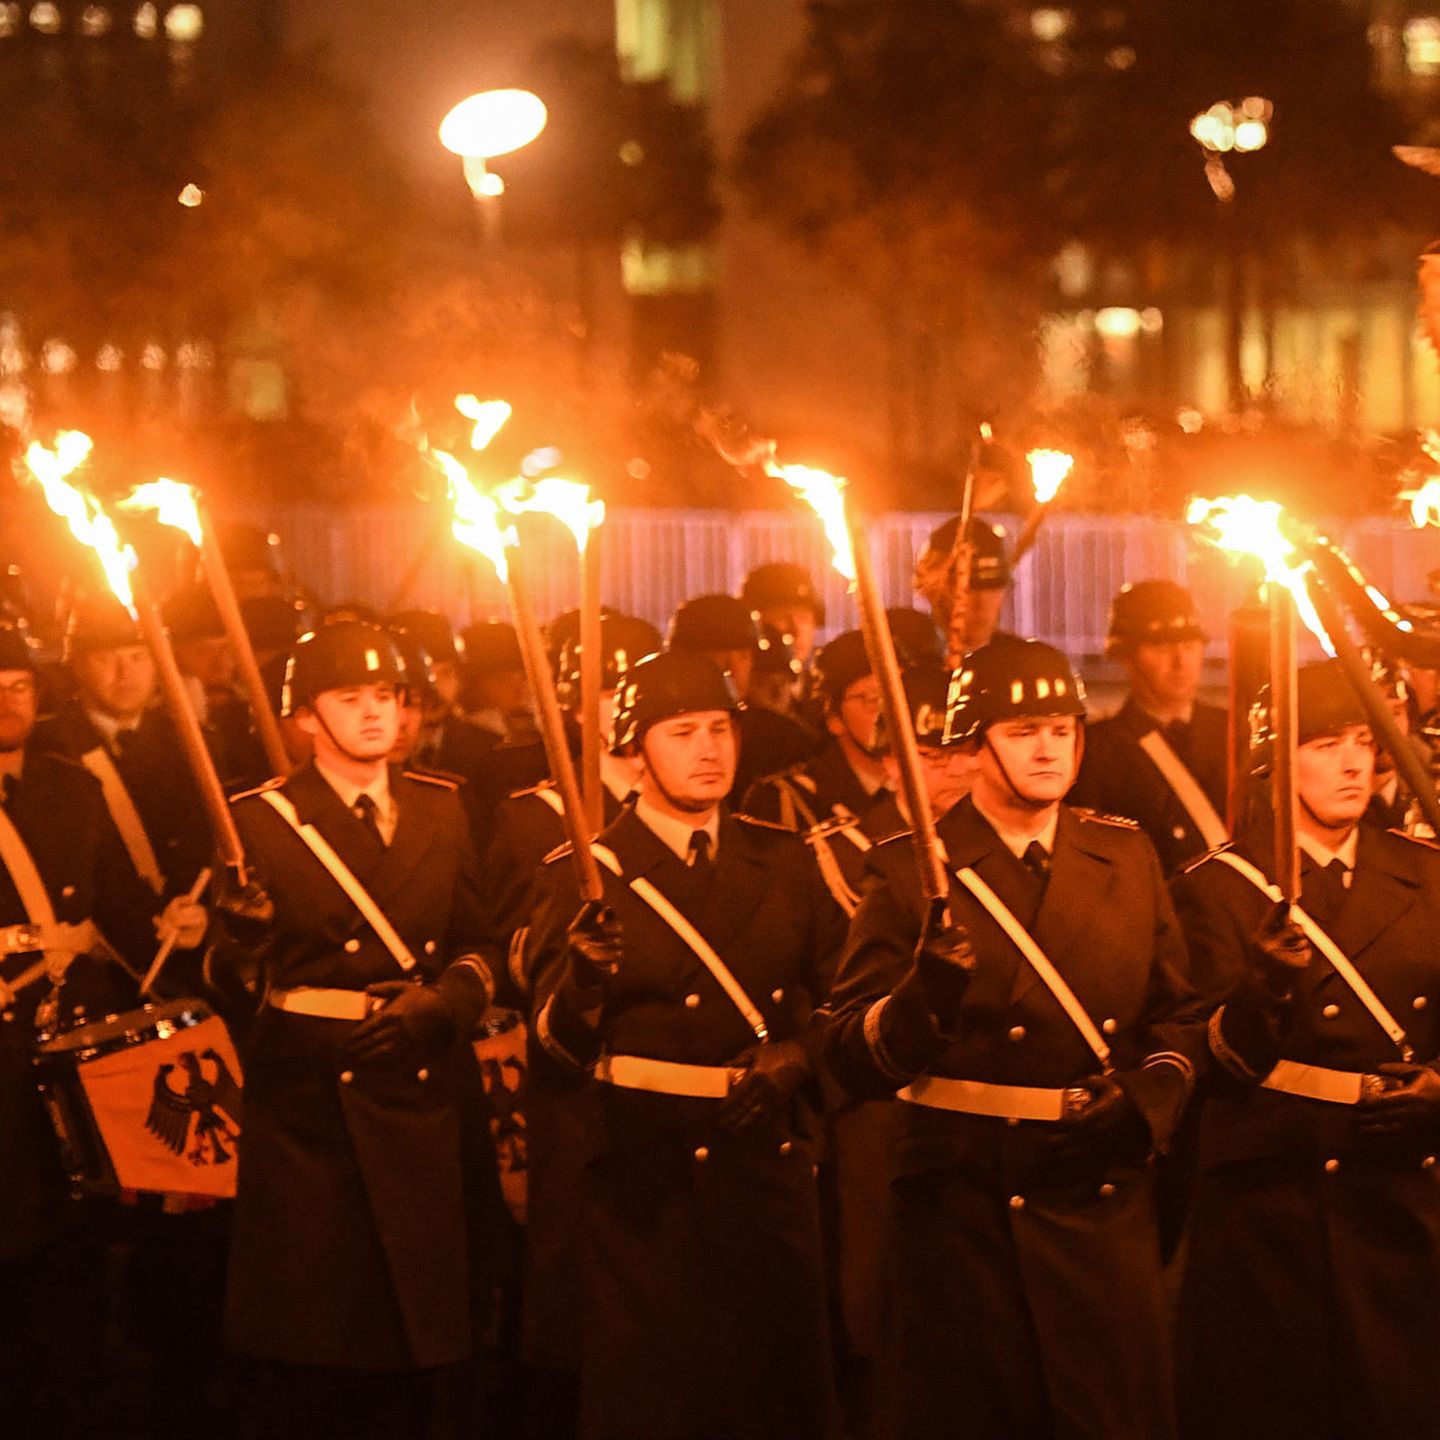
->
[234,504,1439,655]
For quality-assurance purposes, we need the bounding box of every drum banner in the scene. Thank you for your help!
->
[79,1014,243,1197]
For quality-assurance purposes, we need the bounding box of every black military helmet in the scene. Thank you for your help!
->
[217,523,285,578]
[875,665,951,752]
[281,622,405,718]
[241,594,311,655]
[1249,659,1369,770]
[63,594,141,661]
[388,625,441,705]
[813,629,872,705]
[886,606,944,668]
[943,636,1087,745]
[0,618,39,674]
[1106,580,1206,656]
[459,619,524,676]
[916,516,1011,592]
[667,594,758,653]
[610,650,741,755]
[740,562,826,626]
[389,609,461,667]
[754,623,802,680]
[555,613,662,710]
[163,585,225,644]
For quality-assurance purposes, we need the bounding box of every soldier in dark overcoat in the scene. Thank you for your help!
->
[1170,660,1440,1440]
[825,638,1204,1440]
[526,650,846,1440]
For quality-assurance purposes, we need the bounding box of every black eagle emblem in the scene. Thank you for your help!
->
[145,1048,243,1167]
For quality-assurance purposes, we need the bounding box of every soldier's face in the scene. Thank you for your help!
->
[640,711,737,813]
[0,669,36,752]
[1297,724,1375,827]
[299,684,400,763]
[978,716,1080,806]
[73,645,156,721]
[895,747,976,818]
[830,676,883,750]
[391,699,423,763]
[758,606,817,663]
[1126,639,1204,710]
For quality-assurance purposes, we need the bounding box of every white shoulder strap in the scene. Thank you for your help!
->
[1211,850,1410,1057]
[0,804,69,976]
[1137,730,1228,850]
[533,787,564,817]
[590,842,769,1042]
[81,746,165,895]
[260,789,416,973]
[953,865,1112,1069]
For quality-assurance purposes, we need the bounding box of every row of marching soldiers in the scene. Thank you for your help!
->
[3,516,1440,1440]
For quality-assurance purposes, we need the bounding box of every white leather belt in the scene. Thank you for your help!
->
[898,1075,1067,1122]
[268,986,380,1022]
[0,920,99,957]
[594,1053,741,1099]
[1261,1059,1369,1106]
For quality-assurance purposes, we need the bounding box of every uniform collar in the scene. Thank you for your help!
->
[971,791,1059,859]
[315,758,394,823]
[1299,826,1359,873]
[86,707,140,747]
[633,794,721,863]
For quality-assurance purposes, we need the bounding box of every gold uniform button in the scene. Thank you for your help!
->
[778,1140,793,1156]
[425,941,437,956]
[61,885,76,899]
[1099,1182,1116,1198]
[1009,1194,1026,1211]
[684,993,701,1009]
[344,938,361,954]
[1415,996,1429,1012]
[1424,1155,1437,1171]
[1322,1003,1340,1020]
[1171,826,1186,841]
[416,1068,430,1082]
[1324,1157,1341,1174]
[1008,1025,1026,1043]
[772,988,785,1003]
[2,1011,12,1024]
[693,1146,710,1163]
[339,1070,354,1085]
[1101,1018,1118,1036]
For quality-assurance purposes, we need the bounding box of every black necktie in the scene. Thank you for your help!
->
[1022,840,1051,885]
[353,793,384,845]
[1305,857,1349,922]
[688,830,713,874]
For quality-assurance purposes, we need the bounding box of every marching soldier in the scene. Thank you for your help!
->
[740,560,825,668]
[1170,660,1440,1439]
[219,622,507,1438]
[742,630,891,831]
[910,515,1013,652]
[666,593,820,802]
[825,637,1204,1440]
[526,651,846,1440]
[1071,580,1229,875]
[0,619,206,1437]
[34,595,213,897]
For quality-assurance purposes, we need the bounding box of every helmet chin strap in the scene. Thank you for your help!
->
[1298,793,1358,838]
[314,708,390,769]
[981,726,1082,811]
[640,741,725,818]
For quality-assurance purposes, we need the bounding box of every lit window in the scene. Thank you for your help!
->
[0,341,25,375]
[0,4,20,37]
[30,3,61,33]
[141,344,166,371]
[81,5,110,34]
[134,2,157,38]
[1106,45,1136,70]
[619,140,645,166]
[0,383,29,432]
[176,340,213,370]
[41,339,76,374]
[1030,7,1071,42]
[1095,308,1142,339]
[164,3,202,41]
[1406,17,1440,75]
[96,345,123,372]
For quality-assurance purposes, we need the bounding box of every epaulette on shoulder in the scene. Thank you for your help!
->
[805,813,860,841]
[791,772,818,794]
[229,775,286,804]
[541,840,574,866]
[734,812,791,833]
[1179,840,1235,876]
[875,827,917,851]
[511,779,558,800]
[1074,807,1140,830]
[403,767,461,790]
[1390,827,1440,851]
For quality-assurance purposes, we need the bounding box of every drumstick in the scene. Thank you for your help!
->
[141,867,213,1000]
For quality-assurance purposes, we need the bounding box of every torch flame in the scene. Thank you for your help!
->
[120,477,203,547]
[22,432,137,613]
[1187,494,1330,650]
[1026,449,1075,506]
[496,475,605,553]
[1403,477,1440,528]
[454,396,512,453]
[764,456,856,583]
[435,449,516,585]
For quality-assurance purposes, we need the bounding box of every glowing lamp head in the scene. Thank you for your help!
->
[440,89,548,161]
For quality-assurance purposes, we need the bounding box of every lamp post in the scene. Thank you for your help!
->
[439,88,548,245]
[1189,97,1272,413]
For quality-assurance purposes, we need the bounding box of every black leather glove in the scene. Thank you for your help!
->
[344,981,455,1064]
[891,899,977,1036]
[1051,1072,1150,1161]
[213,870,273,950]
[1356,1062,1440,1137]
[716,1039,811,1134]
[1245,901,1312,1003]
[565,901,624,999]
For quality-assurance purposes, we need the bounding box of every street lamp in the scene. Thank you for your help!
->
[440,89,548,239]
[1190,97,1273,411]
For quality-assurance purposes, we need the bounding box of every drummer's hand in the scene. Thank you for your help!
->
[344,981,455,1065]
[156,897,209,950]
